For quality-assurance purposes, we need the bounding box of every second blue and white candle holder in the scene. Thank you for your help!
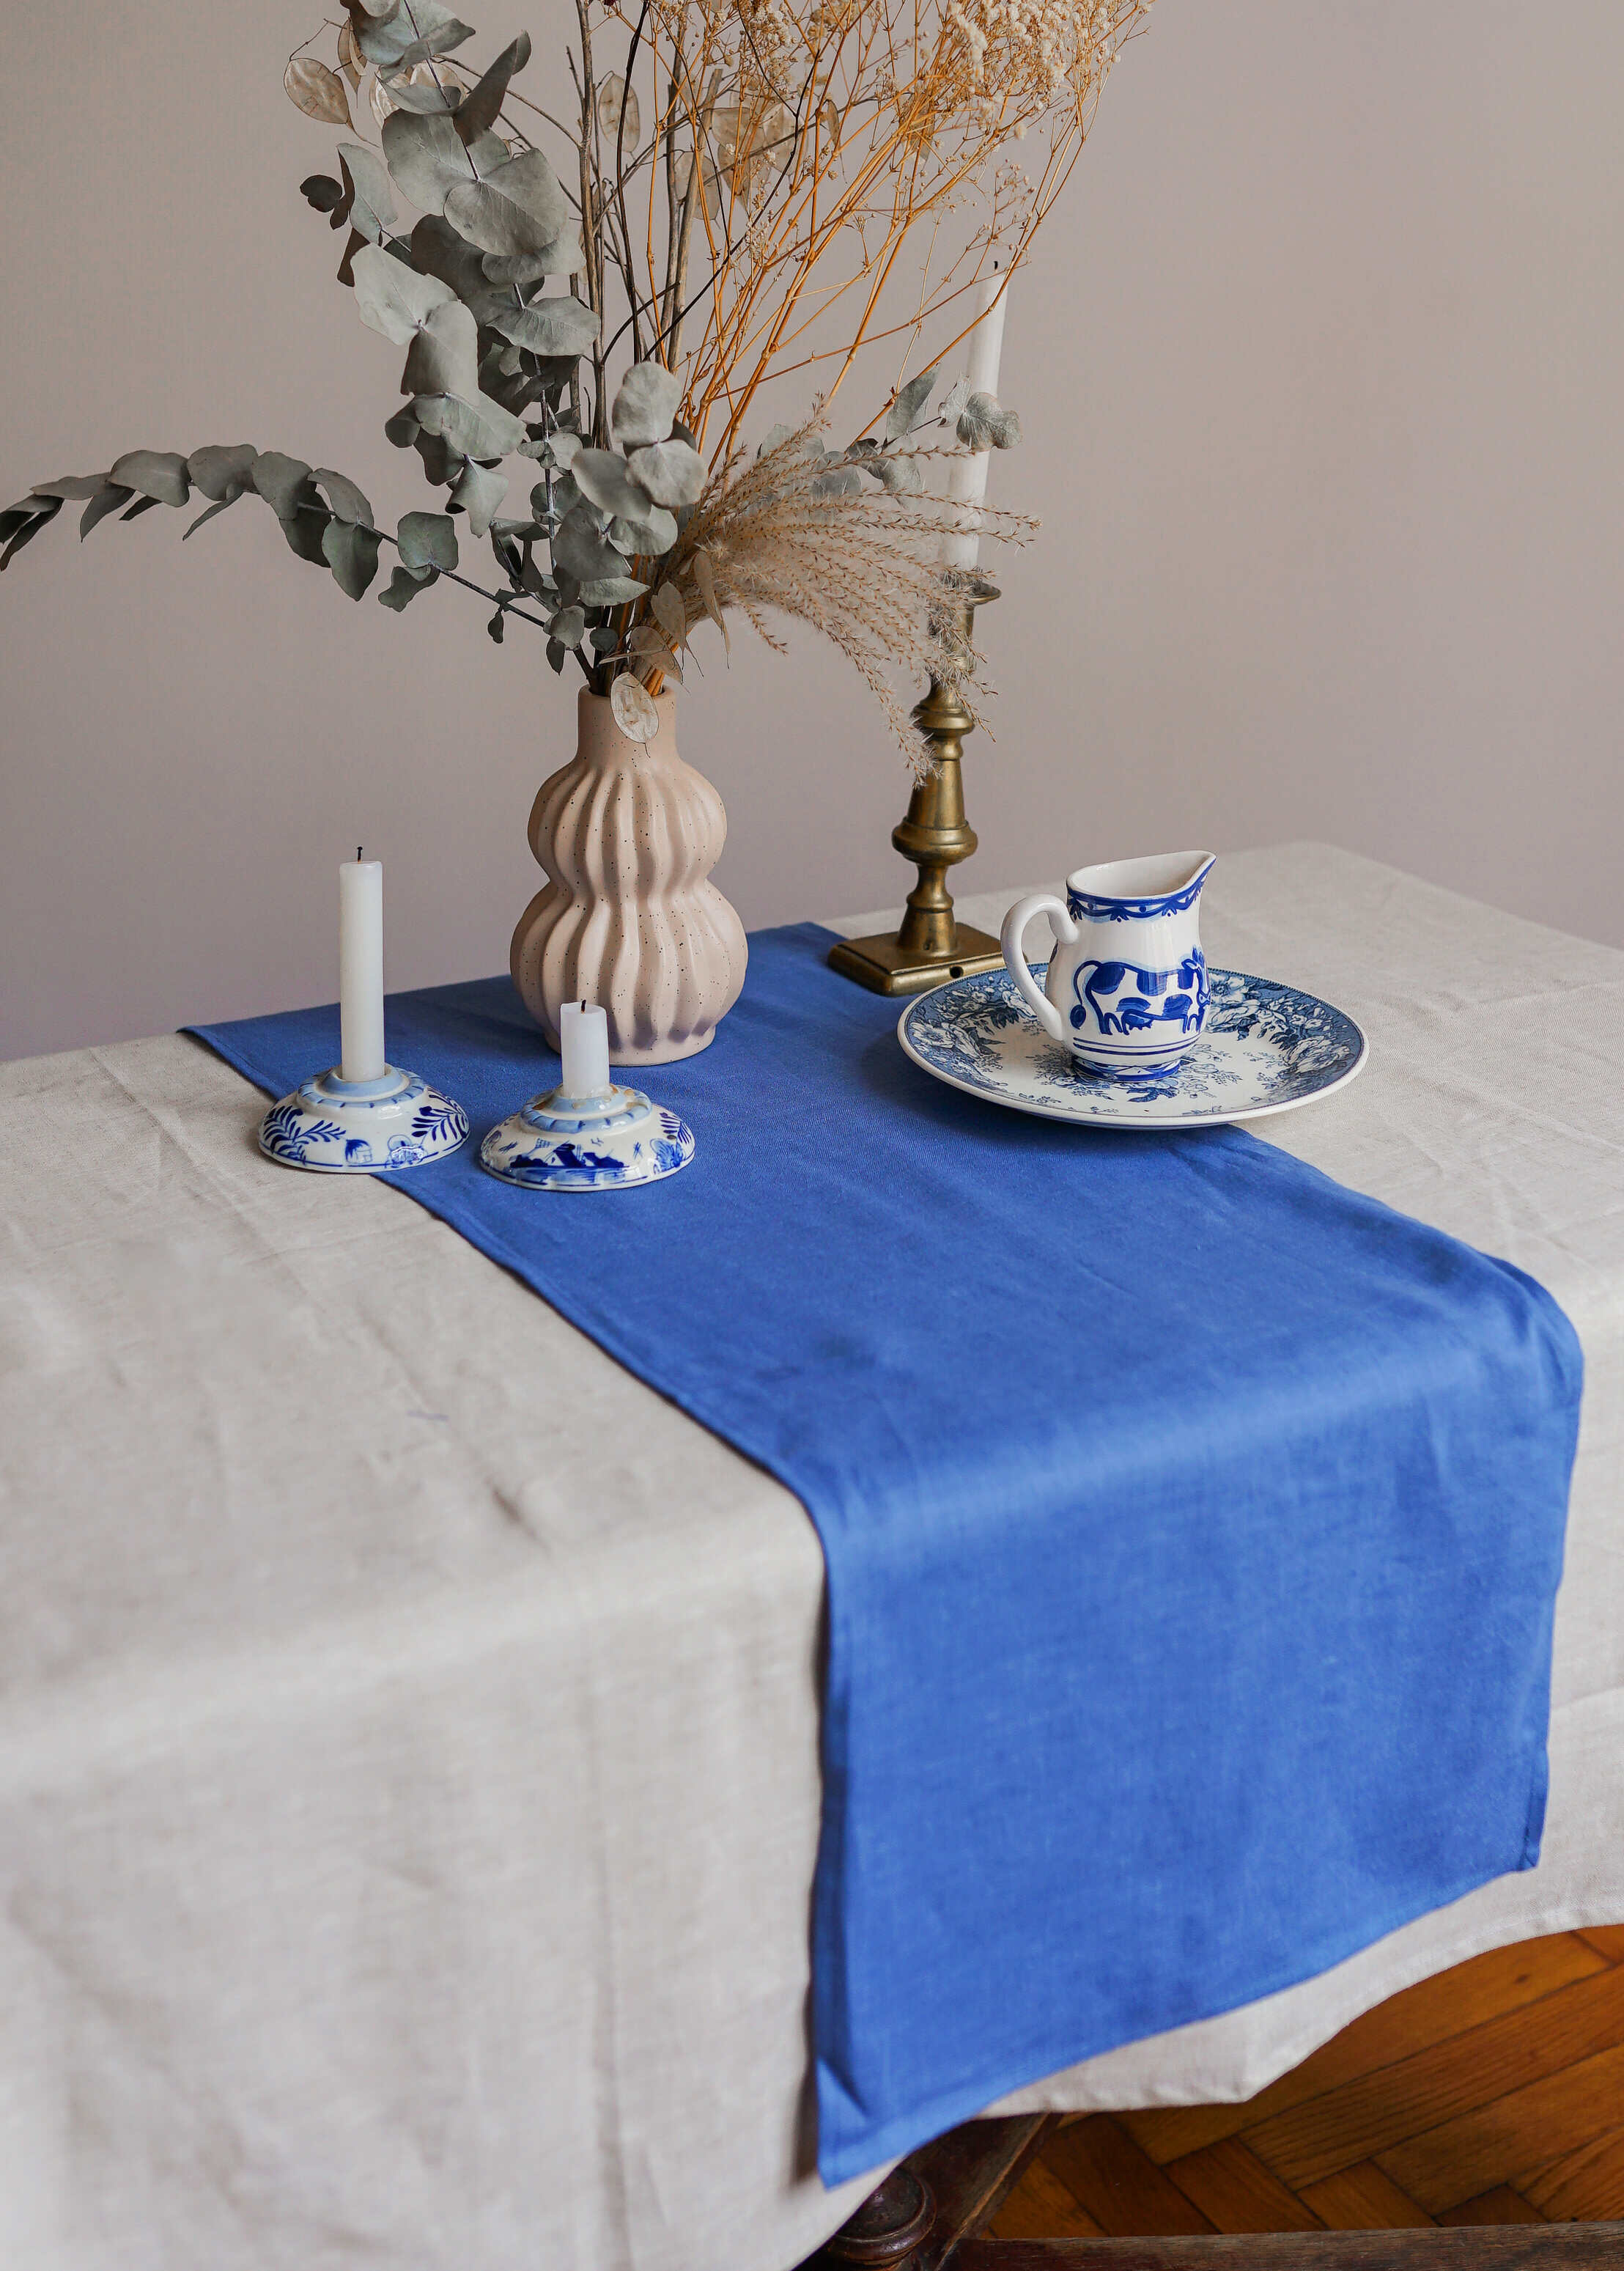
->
[480,999,694,1191]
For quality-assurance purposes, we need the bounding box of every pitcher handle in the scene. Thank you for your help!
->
[1000,893,1077,1045]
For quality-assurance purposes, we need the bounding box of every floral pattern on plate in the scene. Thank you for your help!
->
[898,965,1367,1130]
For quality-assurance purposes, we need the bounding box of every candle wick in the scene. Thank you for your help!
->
[358,845,363,861]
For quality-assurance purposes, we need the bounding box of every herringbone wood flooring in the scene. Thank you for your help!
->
[988,1929,1624,2242]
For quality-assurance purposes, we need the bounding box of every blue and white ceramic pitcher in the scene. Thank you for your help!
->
[1000,851,1217,1079]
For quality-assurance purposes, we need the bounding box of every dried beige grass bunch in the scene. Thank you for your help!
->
[662,417,1036,768]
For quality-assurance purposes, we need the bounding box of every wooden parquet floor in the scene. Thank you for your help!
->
[988,1929,1624,2242]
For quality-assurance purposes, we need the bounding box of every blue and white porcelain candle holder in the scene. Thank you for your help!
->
[480,1082,695,1191]
[259,1066,470,1173]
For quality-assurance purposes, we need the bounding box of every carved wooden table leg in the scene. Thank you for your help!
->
[821,2166,938,2264]
[802,2116,1055,2270]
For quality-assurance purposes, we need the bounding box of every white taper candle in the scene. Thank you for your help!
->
[339,854,386,1083]
[940,265,1009,571]
[559,1001,612,1097]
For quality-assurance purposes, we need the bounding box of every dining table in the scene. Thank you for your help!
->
[1,839,1620,2271]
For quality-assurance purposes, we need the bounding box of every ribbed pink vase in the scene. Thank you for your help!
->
[510,688,748,1064]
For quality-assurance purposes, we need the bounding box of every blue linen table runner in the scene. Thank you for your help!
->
[193,923,1582,2185]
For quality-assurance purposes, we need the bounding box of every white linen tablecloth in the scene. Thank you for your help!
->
[1,844,1620,2271]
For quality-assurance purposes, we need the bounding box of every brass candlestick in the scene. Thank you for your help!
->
[828,573,1004,995]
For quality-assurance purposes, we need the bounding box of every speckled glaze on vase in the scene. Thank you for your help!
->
[511,688,748,1064]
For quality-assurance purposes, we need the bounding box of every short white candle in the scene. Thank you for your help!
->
[339,855,386,1083]
[559,1001,611,1097]
[940,264,1009,571]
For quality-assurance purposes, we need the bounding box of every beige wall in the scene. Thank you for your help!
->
[4,1,1620,1061]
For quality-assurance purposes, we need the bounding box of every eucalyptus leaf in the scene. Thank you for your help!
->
[462,128,512,174]
[381,107,473,215]
[627,438,704,508]
[353,241,457,342]
[412,389,525,460]
[956,390,1000,450]
[311,468,374,526]
[409,213,489,304]
[383,76,462,114]
[301,172,347,212]
[456,32,531,143]
[589,624,621,652]
[756,421,794,458]
[279,501,331,564]
[571,448,659,524]
[811,463,863,498]
[336,228,366,287]
[989,406,1022,449]
[608,506,676,556]
[32,474,111,501]
[122,494,163,521]
[445,147,570,257]
[396,509,459,573]
[0,498,61,570]
[182,496,239,540]
[885,367,937,441]
[611,361,682,447]
[578,575,646,606]
[553,504,628,585]
[869,451,925,494]
[108,449,191,507]
[383,407,419,447]
[480,232,583,282]
[80,485,134,537]
[251,451,318,520]
[357,0,471,70]
[451,457,507,535]
[487,296,599,358]
[389,21,476,73]
[338,141,396,238]
[399,298,479,397]
[548,606,585,646]
[413,430,464,486]
[187,443,258,501]
[322,516,383,597]
[284,56,353,128]
[546,429,583,471]
[379,562,438,608]
[940,375,971,424]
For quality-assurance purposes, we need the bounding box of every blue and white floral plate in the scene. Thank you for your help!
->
[898,965,1367,1130]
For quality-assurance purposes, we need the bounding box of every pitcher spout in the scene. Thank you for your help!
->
[1066,849,1215,920]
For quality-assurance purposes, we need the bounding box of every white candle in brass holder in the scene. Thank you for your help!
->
[829,267,1009,997]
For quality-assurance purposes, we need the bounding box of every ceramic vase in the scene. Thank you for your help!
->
[511,688,748,1064]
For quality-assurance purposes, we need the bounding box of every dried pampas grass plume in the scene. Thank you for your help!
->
[661,416,1037,773]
